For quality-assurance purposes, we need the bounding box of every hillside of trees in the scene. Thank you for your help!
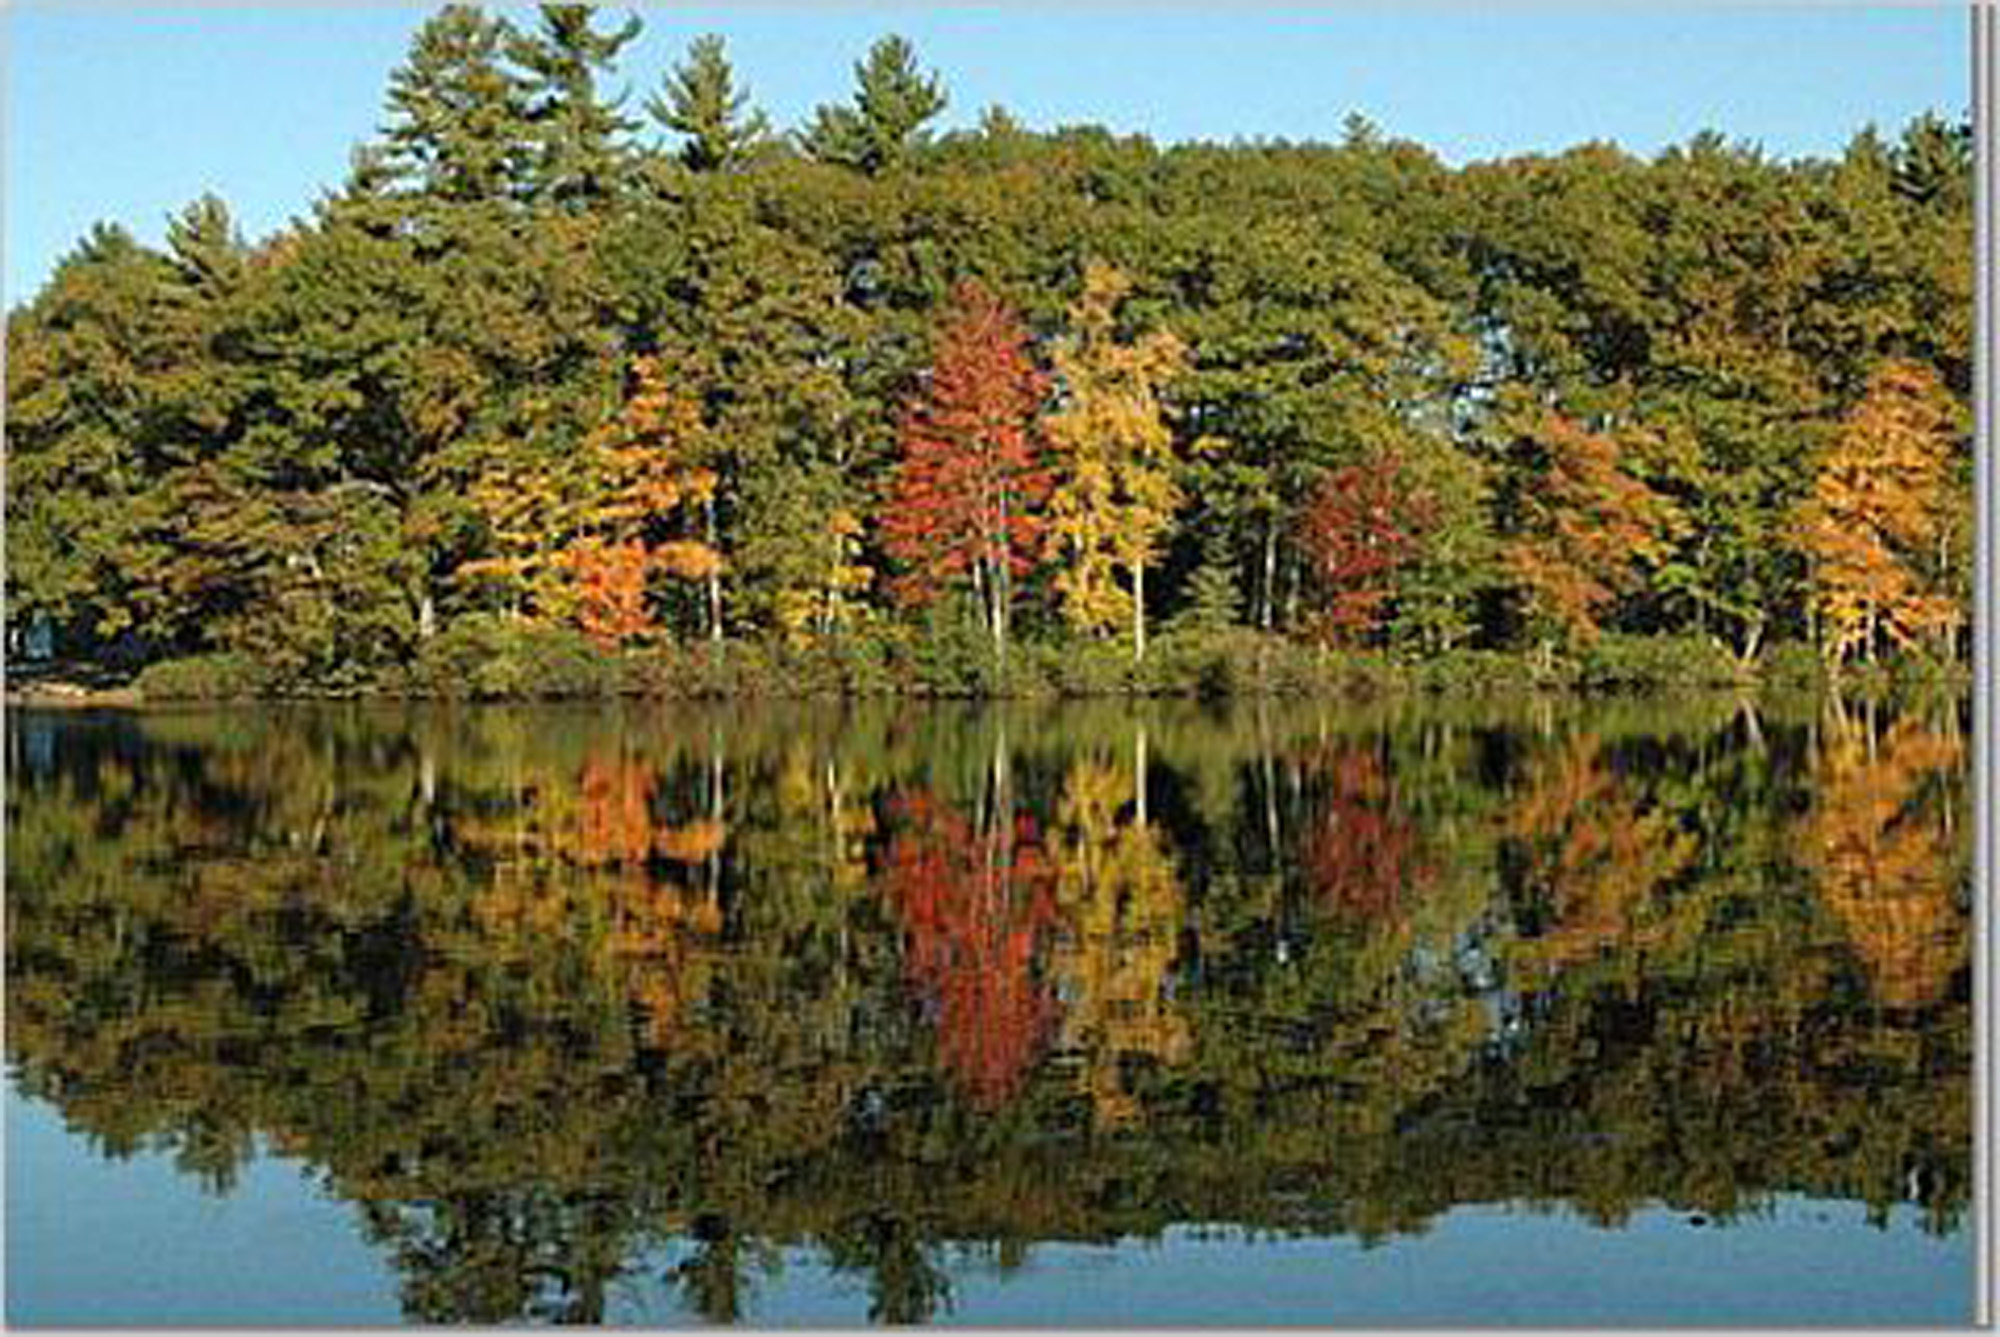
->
[2,4,1975,698]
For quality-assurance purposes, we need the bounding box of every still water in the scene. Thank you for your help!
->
[3,695,1975,1326]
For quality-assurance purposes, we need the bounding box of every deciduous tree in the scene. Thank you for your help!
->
[1044,261,1186,661]
[878,281,1049,662]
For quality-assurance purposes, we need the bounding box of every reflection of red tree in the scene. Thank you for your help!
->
[1300,747,1425,924]
[882,792,1061,1109]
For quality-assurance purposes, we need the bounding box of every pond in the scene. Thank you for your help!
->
[3,695,1975,1326]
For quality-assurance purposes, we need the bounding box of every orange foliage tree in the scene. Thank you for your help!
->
[1501,413,1678,664]
[564,354,724,645]
[1797,361,1964,667]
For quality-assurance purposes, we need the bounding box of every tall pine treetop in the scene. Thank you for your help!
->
[648,34,771,173]
[802,35,947,175]
[379,4,531,203]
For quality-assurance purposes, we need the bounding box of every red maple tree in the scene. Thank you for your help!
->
[1296,451,1432,646]
[878,281,1051,657]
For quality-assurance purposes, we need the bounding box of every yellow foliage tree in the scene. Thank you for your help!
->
[458,446,593,622]
[1044,262,1187,661]
[772,508,873,648]
[1797,360,1963,666]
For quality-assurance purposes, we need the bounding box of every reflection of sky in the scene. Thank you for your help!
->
[7,1077,1974,1328]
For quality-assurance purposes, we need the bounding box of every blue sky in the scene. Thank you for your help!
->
[3,4,1970,306]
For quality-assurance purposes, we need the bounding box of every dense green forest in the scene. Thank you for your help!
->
[2,4,1975,698]
[5,695,1972,1321]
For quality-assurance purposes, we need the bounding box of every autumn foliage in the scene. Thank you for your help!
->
[878,281,1050,654]
[1299,745,1427,923]
[1798,361,1962,666]
[565,538,653,646]
[880,790,1061,1109]
[1296,452,1431,647]
[1501,414,1678,652]
[1797,707,1966,1008]
[1043,262,1186,658]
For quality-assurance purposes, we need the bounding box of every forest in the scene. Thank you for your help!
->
[2,4,1976,699]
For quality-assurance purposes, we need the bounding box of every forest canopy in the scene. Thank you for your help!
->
[2,4,1974,697]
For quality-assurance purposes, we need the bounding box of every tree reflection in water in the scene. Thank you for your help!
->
[4,695,1972,1323]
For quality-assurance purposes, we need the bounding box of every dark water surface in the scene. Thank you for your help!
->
[3,696,1975,1326]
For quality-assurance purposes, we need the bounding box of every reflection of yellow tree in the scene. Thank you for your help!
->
[450,750,728,1049]
[1504,736,1697,981]
[1798,707,1965,1009]
[1049,745,1190,1130]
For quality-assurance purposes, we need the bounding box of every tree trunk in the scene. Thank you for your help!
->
[705,496,723,643]
[1260,521,1277,632]
[1281,549,1299,630]
[1132,560,1146,663]
[1738,618,1763,668]
[996,490,1012,669]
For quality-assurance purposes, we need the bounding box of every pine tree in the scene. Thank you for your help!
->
[378,5,532,204]
[1175,531,1243,637]
[647,34,770,173]
[801,35,946,175]
[509,2,642,208]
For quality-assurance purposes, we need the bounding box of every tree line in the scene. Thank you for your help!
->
[3,4,1974,695]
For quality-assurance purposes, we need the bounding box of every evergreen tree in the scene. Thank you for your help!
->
[648,34,771,173]
[801,35,947,174]
[378,4,532,203]
[510,2,642,207]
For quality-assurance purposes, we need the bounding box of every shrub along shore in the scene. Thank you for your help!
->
[11,627,1934,705]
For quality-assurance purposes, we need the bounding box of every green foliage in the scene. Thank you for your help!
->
[131,652,271,701]
[409,613,620,698]
[648,34,770,173]
[801,35,947,174]
[2,9,1971,697]
[897,598,1002,697]
[1410,648,1534,695]
[1578,633,1747,691]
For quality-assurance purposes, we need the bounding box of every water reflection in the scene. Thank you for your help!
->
[4,695,1972,1324]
